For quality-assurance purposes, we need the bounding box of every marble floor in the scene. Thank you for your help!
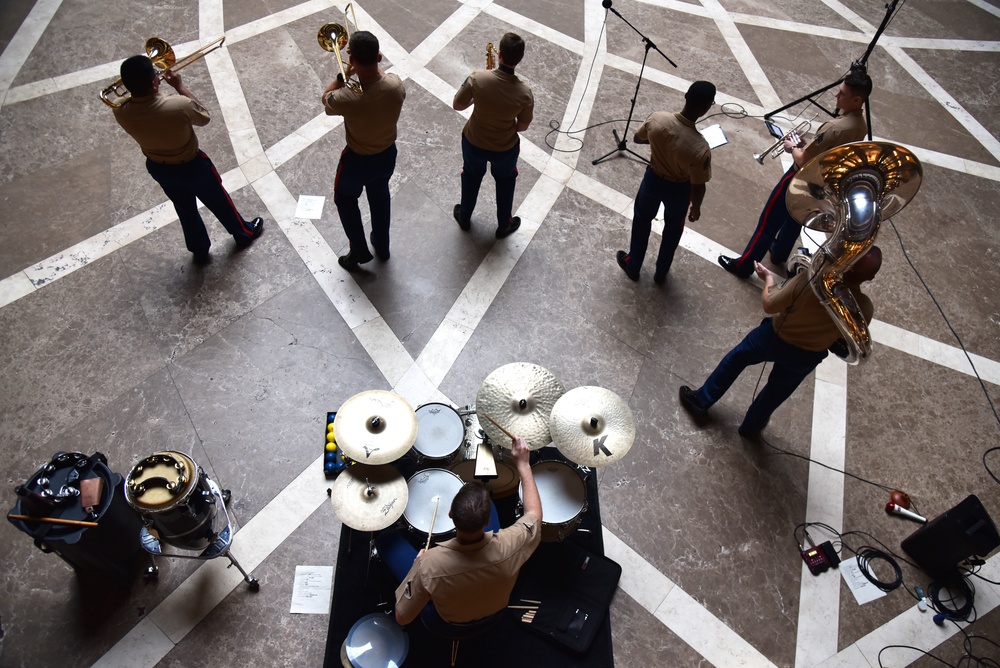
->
[1,0,999,666]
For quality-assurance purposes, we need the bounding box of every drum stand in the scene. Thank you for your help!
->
[140,479,260,591]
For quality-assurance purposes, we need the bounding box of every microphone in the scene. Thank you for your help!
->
[885,502,927,524]
[603,0,612,7]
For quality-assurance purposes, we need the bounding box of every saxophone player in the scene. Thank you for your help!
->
[679,247,881,439]
[452,32,533,238]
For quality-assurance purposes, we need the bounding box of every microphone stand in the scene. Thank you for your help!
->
[592,0,677,166]
[762,0,899,141]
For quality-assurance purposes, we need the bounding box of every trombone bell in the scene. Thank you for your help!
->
[99,35,226,109]
[317,10,363,96]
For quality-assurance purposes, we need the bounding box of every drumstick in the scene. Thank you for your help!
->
[7,514,99,528]
[425,496,440,551]
[481,412,516,441]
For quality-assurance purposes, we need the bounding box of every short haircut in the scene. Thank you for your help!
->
[845,245,882,283]
[120,55,155,96]
[450,483,492,532]
[843,72,873,101]
[499,32,525,67]
[685,80,716,106]
[349,31,379,66]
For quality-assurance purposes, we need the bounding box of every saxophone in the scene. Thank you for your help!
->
[785,142,923,364]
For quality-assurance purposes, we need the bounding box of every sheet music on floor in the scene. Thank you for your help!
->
[291,565,334,614]
[699,123,728,149]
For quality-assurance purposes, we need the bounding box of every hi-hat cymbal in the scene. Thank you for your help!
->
[334,391,418,465]
[476,363,565,450]
[550,386,636,466]
[329,464,407,531]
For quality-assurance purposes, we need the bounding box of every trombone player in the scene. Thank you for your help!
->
[718,72,872,278]
[112,55,264,265]
[322,31,406,270]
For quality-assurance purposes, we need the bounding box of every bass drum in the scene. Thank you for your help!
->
[124,451,218,551]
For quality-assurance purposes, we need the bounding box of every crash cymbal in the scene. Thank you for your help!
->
[329,464,407,531]
[476,363,565,450]
[334,391,418,465]
[550,386,635,466]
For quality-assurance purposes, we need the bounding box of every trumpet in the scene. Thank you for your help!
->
[100,36,226,109]
[318,3,362,95]
[486,42,498,70]
[753,120,809,163]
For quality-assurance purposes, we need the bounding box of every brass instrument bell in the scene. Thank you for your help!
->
[100,35,225,109]
[318,3,363,95]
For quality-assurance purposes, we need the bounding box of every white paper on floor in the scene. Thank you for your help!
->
[290,565,334,614]
[295,195,326,219]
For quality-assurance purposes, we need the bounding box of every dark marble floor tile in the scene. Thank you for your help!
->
[168,276,390,522]
[718,0,857,28]
[157,504,339,668]
[841,0,1000,41]
[363,0,463,53]
[609,591,714,667]
[0,0,34,53]
[600,356,809,667]
[119,194,308,361]
[497,0,586,43]
[0,254,167,447]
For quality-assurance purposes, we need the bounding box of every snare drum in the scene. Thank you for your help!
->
[124,451,218,551]
[411,403,465,464]
[519,460,587,542]
[403,468,464,541]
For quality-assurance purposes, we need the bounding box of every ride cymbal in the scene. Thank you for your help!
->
[476,363,565,450]
[334,390,418,465]
[550,386,636,466]
[329,464,407,531]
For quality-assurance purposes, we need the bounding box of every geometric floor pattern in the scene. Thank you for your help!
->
[1,0,998,666]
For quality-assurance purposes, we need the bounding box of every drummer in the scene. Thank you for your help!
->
[380,435,542,632]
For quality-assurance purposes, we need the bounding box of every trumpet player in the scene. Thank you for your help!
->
[322,31,406,270]
[112,56,264,265]
[718,72,872,278]
[452,32,533,239]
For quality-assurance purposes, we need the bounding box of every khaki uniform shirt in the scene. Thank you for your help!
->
[324,72,406,155]
[113,92,210,164]
[455,69,533,152]
[395,511,541,623]
[634,112,711,184]
[799,109,867,164]
[768,272,874,352]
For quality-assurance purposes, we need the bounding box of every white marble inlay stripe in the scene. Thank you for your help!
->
[0,272,36,309]
[0,0,62,102]
[224,0,340,46]
[966,0,1000,20]
[794,358,848,667]
[870,320,1000,386]
[701,0,784,110]
[90,617,176,668]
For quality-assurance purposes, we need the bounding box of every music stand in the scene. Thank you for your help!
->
[592,0,677,166]
[762,0,902,141]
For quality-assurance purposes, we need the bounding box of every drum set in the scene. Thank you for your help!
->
[327,363,637,548]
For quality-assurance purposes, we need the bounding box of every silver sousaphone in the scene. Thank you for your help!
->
[785,142,923,364]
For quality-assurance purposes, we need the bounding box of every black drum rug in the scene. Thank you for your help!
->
[324,451,618,668]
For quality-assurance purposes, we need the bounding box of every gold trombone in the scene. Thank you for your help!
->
[754,120,809,163]
[100,36,226,109]
[318,3,362,95]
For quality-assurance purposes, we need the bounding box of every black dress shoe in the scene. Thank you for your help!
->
[616,250,639,282]
[192,252,211,266]
[496,216,521,239]
[369,232,389,261]
[718,254,752,278]
[235,217,265,249]
[453,204,470,231]
[679,386,708,416]
[338,250,373,270]
[653,272,666,285]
